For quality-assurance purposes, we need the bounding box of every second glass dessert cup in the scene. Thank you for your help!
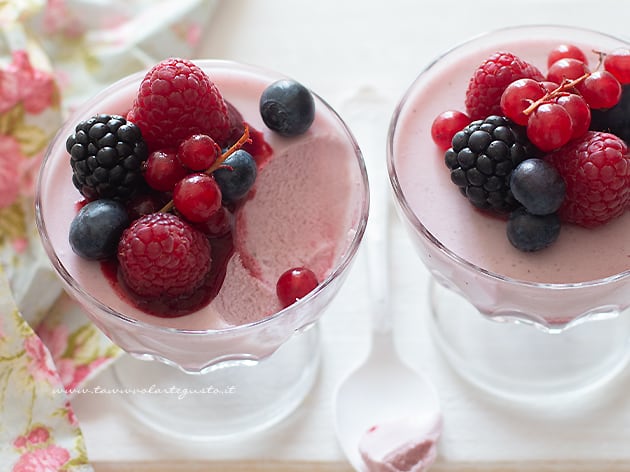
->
[388,25,630,400]
[36,60,369,438]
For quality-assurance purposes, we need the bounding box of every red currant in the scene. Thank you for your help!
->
[547,44,588,68]
[500,78,546,125]
[527,102,573,152]
[576,70,622,109]
[430,110,470,150]
[604,48,630,84]
[143,149,189,192]
[126,192,167,220]
[554,93,591,139]
[540,81,560,93]
[173,173,222,223]
[177,134,221,171]
[547,58,589,84]
[194,205,232,238]
[276,267,318,308]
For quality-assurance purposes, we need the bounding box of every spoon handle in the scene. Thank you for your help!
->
[342,89,393,337]
[366,175,391,337]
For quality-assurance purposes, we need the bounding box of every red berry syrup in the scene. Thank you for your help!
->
[101,233,235,318]
[99,121,273,319]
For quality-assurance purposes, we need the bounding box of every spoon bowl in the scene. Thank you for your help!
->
[335,333,441,470]
[334,90,442,471]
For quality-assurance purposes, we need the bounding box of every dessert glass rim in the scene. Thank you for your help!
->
[386,23,630,291]
[35,58,370,336]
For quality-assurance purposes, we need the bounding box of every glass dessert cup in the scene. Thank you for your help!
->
[36,60,369,438]
[388,25,630,401]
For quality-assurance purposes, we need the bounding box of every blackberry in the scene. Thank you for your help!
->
[590,84,630,144]
[444,115,536,213]
[66,114,149,201]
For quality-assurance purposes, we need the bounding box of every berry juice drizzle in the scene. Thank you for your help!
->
[101,234,234,318]
[100,123,273,319]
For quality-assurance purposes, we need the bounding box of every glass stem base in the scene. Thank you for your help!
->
[111,323,321,440]
[427,279,630,401]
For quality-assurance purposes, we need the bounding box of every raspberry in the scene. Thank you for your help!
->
[128,58,231,151]
[117,212,212,298]
[545,131,630,227]
[465,51,544,120]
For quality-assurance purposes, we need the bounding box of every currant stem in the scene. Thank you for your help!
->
[523,73,590,116]
[205,125,251,174]
[592,49,607,67]
[159,125,252,213]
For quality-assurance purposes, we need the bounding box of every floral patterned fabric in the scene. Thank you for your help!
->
[0,267,91,471]
[0,0,216,468]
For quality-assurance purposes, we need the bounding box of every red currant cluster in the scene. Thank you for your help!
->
[144,128,251,233]
[432,45,630,153]
[501,44,628,152]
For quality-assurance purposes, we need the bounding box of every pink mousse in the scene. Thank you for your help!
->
[359,413,442,472]
[390,30,630,325]
[39,64,362,330]
[392,38,630,285]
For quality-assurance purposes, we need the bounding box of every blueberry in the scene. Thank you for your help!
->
[506,207,561,252]
[69,199,130,260]
[259,79,315,136]
[510,158,565,215]
[213,149,257,203]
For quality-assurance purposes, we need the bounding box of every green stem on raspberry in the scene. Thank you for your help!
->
[159,125,251,214]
